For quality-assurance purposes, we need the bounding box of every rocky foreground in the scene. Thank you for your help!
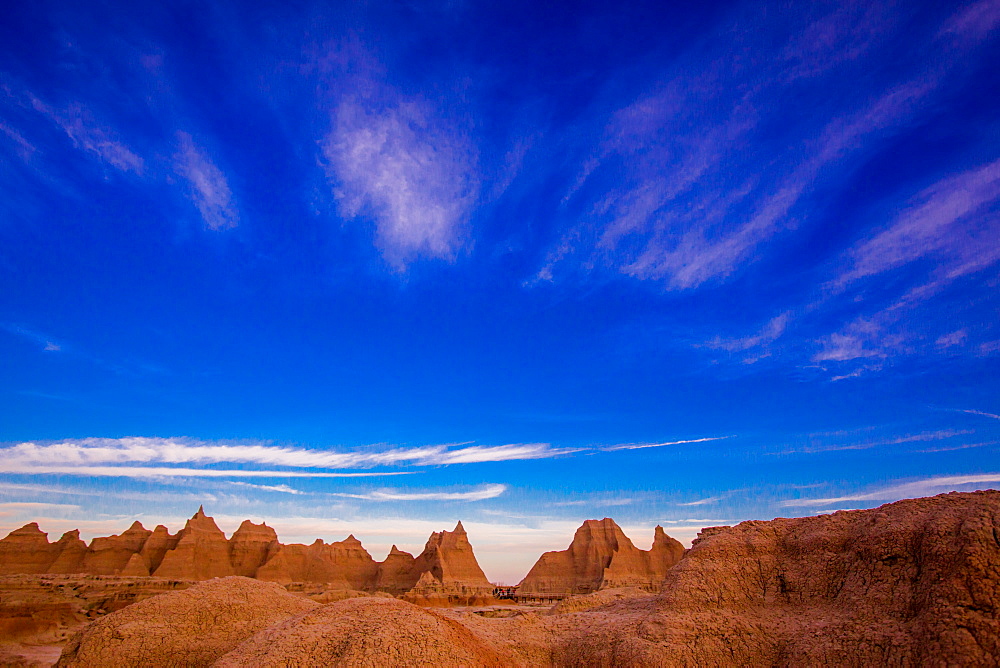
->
[32,491,1000,666]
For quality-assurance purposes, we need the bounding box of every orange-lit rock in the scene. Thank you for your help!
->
[81,522,151,575]
[228,520,277,577]
[0,523,59,575]
[151,507,234,580]
[518,518,683,595]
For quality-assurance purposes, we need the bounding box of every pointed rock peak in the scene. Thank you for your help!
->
[7,522,46,539]
[152,525,169,534]
[58,529,81,541]
[195,505,206,518]
[127,521,146,531]
[345,534,358,542]
[453,521,466,534]
[388,545,412,557]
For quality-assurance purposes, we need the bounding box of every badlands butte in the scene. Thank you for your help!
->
[0,491,997,666]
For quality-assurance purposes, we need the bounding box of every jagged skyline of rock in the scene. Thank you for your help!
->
[0,508,688,593]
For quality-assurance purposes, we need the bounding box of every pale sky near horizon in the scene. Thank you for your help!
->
[1,0,999,584]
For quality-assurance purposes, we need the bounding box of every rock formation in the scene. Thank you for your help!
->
[119,553,149,577]
[81,522,151,575]
[137,525,176,574]
[541,490,1000,665]
[518,518,683,595]
[228,520,277,577]
[0,524,59,575]
[150,507,235,580]
[374,545,419,594]
[256,534,379,588]
[46,531,89,574]
[0,511,494,602]
[55,577,317,667]
[34,491,1000,666]
[401,521,495,603]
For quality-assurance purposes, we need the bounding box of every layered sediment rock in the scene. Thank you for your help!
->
[548,490,1000,666]
[151,507,235,580]
[374,546,418,595]
[47,531,89,575]
[257,534,380,588]
[518,518,683,595]
[0,524,59,575]
[81,522,151,575]
[228,520,277,577]
[0,512,494,602]
[137,525,176,574]
[402,522,495,603]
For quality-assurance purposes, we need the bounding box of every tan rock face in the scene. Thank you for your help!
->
[0,524,59,575]
[550,490,1000,666]
[407,522,493,597]
[0,511,493,603]
[152,507,235,580]
[228,520,277,577]
[81,522,151,576]
[137,525,176,574]
[518,518,683,595]
[47,531,89,575]
[255,535,379,589]
[54,577,318,668]
[374,545,418,595]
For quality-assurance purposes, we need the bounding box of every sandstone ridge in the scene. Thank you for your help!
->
[0,510,491,601]
[518,517,684,595]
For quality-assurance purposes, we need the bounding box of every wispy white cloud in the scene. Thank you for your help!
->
[938,0,1000,44]
[918,441,997,453]
[705,313,790,354]
[676,495,728,507]
[0,464,410,479]
[0,502,81,511]
[229,482,305,495]
[963,409,1000,420]
[780,472,1000,507]
[28,96,144,174]
[0,437,575,477]
[2,324,65,353]
[832,160,1000,290]
[175,132,239,230]
[776,429,974,455]
[604,436,730,451]
[323,95,478,268]
[540,4,951,291]
[331,483,506,502]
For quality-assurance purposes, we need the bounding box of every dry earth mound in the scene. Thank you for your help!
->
[215,596,515,667]
[55,576,317,667]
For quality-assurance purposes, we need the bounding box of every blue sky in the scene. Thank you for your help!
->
[1,0,999,583]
